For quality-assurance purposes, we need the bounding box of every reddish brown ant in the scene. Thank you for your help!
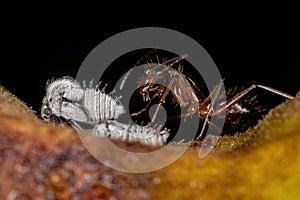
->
[120,49,294,142]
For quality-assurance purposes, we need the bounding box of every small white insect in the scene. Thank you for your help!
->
[41,76,125,124]
[92,120,170,146]
[41,76,170,146]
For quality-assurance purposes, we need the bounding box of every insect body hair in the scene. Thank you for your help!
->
[82,83,125,124]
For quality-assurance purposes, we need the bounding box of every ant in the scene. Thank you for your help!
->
[120,49,294,142]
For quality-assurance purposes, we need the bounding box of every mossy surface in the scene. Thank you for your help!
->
[148,92,300,199]
[0,84,39,121]
[215,92,300,152]
[0,86,300,199]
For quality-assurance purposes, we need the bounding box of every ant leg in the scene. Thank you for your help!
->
[130,93,160,117]
[131,85,165,116]
[256,85,293,99]
[212,84,294,116]
[195,81,223,142]
[147,80,175,126]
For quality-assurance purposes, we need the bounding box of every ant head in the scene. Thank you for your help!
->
[139,83,153,96]
[139,80,160,101]
[139,75,157,94]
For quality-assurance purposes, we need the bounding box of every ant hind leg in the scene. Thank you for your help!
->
[212,84,294,116]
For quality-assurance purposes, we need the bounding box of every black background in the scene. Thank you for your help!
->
[1,2,299,115]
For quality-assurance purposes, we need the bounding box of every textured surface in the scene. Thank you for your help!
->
[1,86,300,199]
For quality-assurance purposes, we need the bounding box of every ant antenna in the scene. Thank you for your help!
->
[120,49,156,90]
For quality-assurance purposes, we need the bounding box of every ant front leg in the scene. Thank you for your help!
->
[131,85,166,116]
[130,91,161,117]
[131,81,174,127]
[147,80,175,126]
